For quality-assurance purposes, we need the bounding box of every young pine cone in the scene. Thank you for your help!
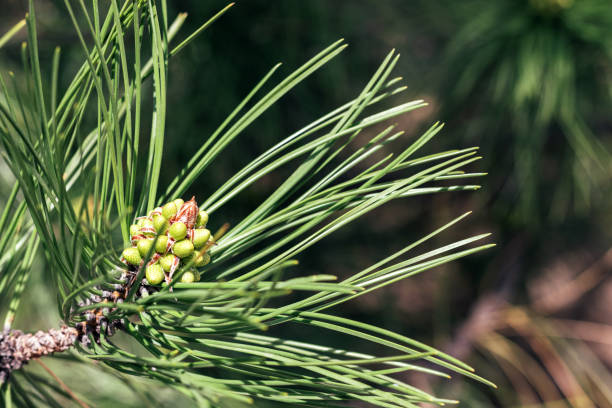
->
[75,197,213,346]
[1,197,214,379]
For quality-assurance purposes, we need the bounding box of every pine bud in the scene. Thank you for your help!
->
[160,254,177,272]
[173,198,184,209]
[161,202,178,219]
[153,215,169,234]
[192,228,211,249]
[196,211,209,228]
[146,264,164,285]
[180,270,197,283]
[122,247,142,265]
[190,251,211,267]
[155,235,169,254]
[129,224,140,236]
[173,239,194,258]
[169,222,187,241]
[137,239,154,257]
[140,219,155,236]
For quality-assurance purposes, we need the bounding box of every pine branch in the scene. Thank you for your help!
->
[0,327,77,384]
[0,1,494,406]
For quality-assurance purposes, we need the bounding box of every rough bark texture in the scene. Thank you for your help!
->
[0,326,77,384]
[0,267,151,383]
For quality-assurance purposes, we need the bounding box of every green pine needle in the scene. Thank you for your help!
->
[0,1,493,406]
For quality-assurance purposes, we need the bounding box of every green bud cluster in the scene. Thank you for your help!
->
[122,197,213,286]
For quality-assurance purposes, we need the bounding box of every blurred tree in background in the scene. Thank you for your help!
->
[0,0,610,406]
[433,0,612,222]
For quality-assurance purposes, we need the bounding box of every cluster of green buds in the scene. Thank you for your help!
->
[121,197,212,286]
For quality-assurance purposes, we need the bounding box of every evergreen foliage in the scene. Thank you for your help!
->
[0,1,492,406]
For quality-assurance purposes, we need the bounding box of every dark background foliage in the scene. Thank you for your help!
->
[1,0,610,406]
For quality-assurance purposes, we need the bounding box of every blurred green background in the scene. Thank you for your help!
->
[1,0,611,406]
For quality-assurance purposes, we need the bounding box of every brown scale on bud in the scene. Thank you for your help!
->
[0,326,77,384]
[173,196,198,229]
